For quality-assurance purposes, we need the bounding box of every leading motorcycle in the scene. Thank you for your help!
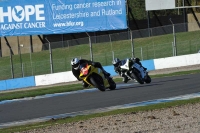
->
[120,58,151,84]
[79,63,116,91]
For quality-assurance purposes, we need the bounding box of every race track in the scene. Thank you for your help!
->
[0,73,200,127]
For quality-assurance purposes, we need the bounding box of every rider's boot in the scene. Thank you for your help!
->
[123,76,130,83]
[82,81,89,88]
[102,70,111,77]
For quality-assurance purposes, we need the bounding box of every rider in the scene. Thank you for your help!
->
[71,58,111,88]
[112,57,146,83]
[130,57,147,71]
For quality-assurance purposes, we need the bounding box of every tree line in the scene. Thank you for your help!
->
[127,0,200,20]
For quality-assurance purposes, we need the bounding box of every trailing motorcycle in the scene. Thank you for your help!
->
[120,58,151,84]
[79,63,116,91]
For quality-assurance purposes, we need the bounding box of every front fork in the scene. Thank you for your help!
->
[124,71,134,80]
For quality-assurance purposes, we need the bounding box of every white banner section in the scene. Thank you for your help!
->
[145,0,175,11]
[35,71,77,86]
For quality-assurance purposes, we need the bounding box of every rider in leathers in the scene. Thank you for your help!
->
[71,58,110,88]
[112,57,146,83]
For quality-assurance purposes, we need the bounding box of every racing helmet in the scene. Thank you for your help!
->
[71,58,80,70]
[112,58,120,66]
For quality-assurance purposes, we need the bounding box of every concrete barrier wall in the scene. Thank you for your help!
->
[35,71,77,86]
[0,76,35,91]
[0,53,199,91]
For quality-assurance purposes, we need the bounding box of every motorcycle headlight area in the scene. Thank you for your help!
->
[81,67,89,75]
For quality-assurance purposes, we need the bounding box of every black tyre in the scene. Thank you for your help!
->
[89,75,106,91]
[144,75,151,83]
[108,78,116,90]
[131,70,144,84]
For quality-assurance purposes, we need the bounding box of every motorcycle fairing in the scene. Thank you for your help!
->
[79,65,109,88]
[132,63,146,78]
[120,59,130,70]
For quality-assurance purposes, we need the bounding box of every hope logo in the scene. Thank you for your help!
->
[12,6,25,22]
[0,4,45,23]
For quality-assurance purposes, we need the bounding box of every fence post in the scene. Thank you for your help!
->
[29,48,34,75]
[9,45,14,78]
[86,32,93,61]
[129,28,134,58]
[17,36,24,77]
[172,42,175,56]
[140,47,143,61]
[112,51,115,60]
[22,63,24,77]
[169,18,177,56]
[45,38,54,73]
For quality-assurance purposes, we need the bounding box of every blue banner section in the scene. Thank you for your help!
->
[0,0,127,37]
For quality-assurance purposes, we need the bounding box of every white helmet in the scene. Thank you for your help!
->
[71,58,80,70]
[112,58,120,65]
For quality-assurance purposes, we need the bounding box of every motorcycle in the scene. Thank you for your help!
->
[120,58,151,84]
[79,63,116,91]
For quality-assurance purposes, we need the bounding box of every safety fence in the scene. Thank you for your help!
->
[1,53,200,91]
[0,22,200,80]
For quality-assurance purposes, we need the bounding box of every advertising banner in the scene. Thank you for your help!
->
[0,0,127,37]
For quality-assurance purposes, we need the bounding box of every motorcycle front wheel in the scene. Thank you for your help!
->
[108,78,116,90]
[89,75,106,92]
[144,75,151,83]
[131,70,144,84]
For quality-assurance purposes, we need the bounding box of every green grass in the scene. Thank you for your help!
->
[1,30,200,80]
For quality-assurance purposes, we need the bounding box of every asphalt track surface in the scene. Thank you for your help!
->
[0,73,200,125]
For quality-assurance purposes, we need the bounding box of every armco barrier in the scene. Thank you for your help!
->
[0,53,199,91]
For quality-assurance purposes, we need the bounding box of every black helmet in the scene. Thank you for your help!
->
[112,58,120,65]
[71,58,80,70]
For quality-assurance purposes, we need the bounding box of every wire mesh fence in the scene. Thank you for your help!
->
[0,22,200,80]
